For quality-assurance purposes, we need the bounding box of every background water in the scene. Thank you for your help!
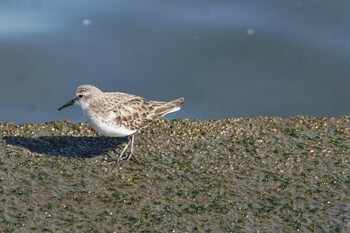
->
[1,0,349,124]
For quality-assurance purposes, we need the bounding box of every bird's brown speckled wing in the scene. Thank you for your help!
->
[110,97,183,131]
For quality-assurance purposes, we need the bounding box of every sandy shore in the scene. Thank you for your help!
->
[1,116,349,232]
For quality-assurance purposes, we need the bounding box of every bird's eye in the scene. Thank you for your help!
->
[78,95,83,98]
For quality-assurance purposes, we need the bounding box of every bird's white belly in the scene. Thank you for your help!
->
[84,111,136,137]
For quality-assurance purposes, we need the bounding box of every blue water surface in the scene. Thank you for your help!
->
[1,0,349,123]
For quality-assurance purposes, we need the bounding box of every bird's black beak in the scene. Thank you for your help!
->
[58,98,77,111]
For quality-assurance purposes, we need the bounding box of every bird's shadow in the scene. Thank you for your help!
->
[4,135,127,158]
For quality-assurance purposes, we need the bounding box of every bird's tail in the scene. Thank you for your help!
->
[169,97,185,107]
[155,97,185,117]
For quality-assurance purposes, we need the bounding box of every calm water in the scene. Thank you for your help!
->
[1,0,350,123]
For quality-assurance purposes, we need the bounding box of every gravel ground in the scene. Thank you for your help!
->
[0,116,349,232]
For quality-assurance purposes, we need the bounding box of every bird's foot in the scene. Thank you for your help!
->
[106,152,136,164]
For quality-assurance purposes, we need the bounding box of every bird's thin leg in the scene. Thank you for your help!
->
[107,137,130,163]
[117,136,132,161]
[126,135,134,160]
[107,135,136,163]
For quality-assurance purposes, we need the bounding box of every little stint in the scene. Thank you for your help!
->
[58,84,184,162]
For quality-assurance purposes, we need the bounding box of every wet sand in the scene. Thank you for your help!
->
[1,117,349,232]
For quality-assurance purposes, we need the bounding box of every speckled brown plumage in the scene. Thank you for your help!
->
[76,85,184,131]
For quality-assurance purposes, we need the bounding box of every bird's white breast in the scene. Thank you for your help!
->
[82,109,136,137]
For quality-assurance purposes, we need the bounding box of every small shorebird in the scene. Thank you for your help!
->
[58,84,184,162]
